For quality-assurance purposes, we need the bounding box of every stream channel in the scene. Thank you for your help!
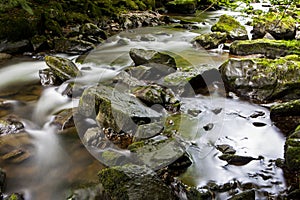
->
[0,5,287,200]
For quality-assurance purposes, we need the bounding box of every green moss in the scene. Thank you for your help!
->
[285,146,300,171]
[9,194,18,200]
[271,100,300,116]
[128,141,145,152]
[211,14,246,33]
[98,167,130,200]
[295,125,300,132]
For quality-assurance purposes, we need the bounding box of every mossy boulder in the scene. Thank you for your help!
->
[78,85,162,134]
[285,129,300,171]
[98,165,177,200]
[192,32,227,49]
[252,12,296,40]
[211,14,248,40]
[44,56,81,82]
[219,55,300,103]
[229,39,300,58]
[129,48,177,70]
[270,100,300,134]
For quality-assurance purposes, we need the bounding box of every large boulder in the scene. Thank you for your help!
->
[98,165,177,200]
[270,100,300,135]
[78,85,162,133]
[211,14,248,40]
[44,56,81,82]
[229,39,300,58]
[219,55,300,103]
[192,32,227,49]
[251,12,296,40]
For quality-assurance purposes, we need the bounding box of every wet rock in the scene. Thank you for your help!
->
[53,38,95,54]
[192,32,227,49]
[0,168,5,193]
[211,15,248,40]
[219,55,300,103]
[83,127,104,148]
[166,0,197,14]
[80,23,107,40]
[134,122,164,141]
[168,153,192,170]
[216,144,236,154]
[219,154,261,166]
[228,189,255,200]
[67,183,110,200]
[132,84,180,112]
[163,65,221,96]
[39,68,60,86]
[252,122,267,127]
[127,64,175,81]
[79,85,162,133]
[128,137,186,170]
[250,111,265,118]
[203,123,214,131]
[50,108,74,131]
[0,116,24,135]
[98,165,177,200]
[129,48,177,70]
[251,12,296,40]
[229,39,300,58]
[186,187,212,200]
[0,40,32,54]
[270,100,300,134]
[0,53,12,60]
[45,55,81,82]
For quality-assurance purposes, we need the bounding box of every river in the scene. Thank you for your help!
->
[0,6,287,200]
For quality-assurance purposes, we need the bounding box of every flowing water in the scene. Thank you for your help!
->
[0,8,287,200]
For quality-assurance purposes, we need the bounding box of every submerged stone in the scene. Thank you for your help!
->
[45,55,81,82]
[219,55,300,103]
[78,85,161,133]
[211,14,248,40]
[230,39,300,58]
[67,183,110,200]
[219,154,261,166]
[270,100,300,135]
[192,32,227,49]
[98,165,177,200]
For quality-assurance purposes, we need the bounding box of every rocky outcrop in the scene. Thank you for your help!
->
[219,55,300,103]
[211,14,248,40]
[98,165,178,200]
[251,12,296,40]
[229,39,300,58]
[270,100,300,135]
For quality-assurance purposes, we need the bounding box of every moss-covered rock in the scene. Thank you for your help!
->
[251,11,296,40]
[78,85,162,133]
[129,48,177,70]
[228,190,255,200]
[45,55,81,82]
[192,32,227,49]
[219,55,300,103]
[270,100,300,134]
[98,164,177,200]
[211,14,248,40]
[229,39,300,58]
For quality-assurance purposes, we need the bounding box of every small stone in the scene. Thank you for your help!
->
[203,123,214,131]
[252,122,267,127]
[216,144,236,154]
